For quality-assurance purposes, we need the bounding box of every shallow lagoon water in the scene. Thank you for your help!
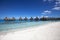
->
[0,20,58,32]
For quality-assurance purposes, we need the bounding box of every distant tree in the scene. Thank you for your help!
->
[24,17,28,21]
[29,17,33,21]
[34,17,39,21]
[19,17,23,21]
[57,18,60,20]
[40,17,48,21]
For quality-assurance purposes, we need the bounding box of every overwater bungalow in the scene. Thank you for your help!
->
[4,17,9,21]
[29,17,33,21]
[19,17,23,21]
[11,17,16,21]
[4,17,16,21]
[24,17,28,21]
[34,17,39,21]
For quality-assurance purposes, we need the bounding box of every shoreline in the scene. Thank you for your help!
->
[0,22,60,40]
[0,21,57,32]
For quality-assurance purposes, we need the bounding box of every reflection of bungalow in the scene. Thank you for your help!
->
[4,17,16,21]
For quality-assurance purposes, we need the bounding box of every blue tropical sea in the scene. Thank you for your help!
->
[0,20,59,32]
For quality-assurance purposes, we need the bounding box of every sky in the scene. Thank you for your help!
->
[0,0,60,18]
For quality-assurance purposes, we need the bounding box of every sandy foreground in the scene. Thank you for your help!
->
[0,22,60,40]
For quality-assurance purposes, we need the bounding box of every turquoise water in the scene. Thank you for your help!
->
[0,20,58,32]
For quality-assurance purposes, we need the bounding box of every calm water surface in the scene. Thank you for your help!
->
[0,20,59,32]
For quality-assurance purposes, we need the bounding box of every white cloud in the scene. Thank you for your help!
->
[55,1,60,5]
[43,0,46,2]
[44,16,49,18]
[42,10,51,14]
[55,1,60,7]
[53,7,60,10]
[53,1,60,10]
[40,15,49,18]
[43,0,54,2]
[56,0,60,2]
[44,0,60,10]
[43,0,60,2]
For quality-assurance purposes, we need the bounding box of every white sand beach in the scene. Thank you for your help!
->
[0,22,60,40]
